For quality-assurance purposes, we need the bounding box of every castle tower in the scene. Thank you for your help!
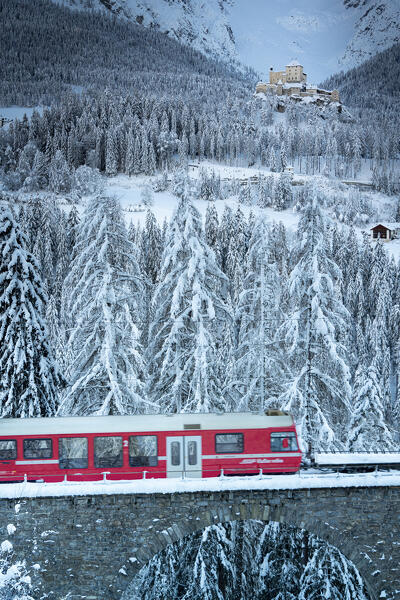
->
[285,61,306,83]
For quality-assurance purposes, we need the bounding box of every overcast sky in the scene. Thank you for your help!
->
[228,0,356,83]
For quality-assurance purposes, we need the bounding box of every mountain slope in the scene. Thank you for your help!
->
[60,0,238,65]
[0,0,250,106]
[321,42,400,110]
[341,0,400,68]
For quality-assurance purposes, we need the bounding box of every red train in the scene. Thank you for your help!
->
[0,410,302,483]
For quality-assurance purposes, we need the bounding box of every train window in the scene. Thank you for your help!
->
[23,438,52,459]
[129,436,158,467]
[59,437,88,469]
[270,432,298,452]
[94,436,123,468]
[187,441,197,465]
[0,440,17,460]
[171,441,181,466]
[215,433,244,454]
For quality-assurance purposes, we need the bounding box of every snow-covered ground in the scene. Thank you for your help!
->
[107,172,301,231]
[106,161,398,258]
[6,158,397,258]
[1,471,400,499]
[0,105,45,125]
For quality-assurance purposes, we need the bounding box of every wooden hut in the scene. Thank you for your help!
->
[370,223,400,242]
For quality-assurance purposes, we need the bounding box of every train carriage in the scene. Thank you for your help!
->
[0,411,302,483]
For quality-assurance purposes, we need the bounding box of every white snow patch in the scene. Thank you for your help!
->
[1,540,13,553]
[315,453,400,465]
[0,472,400,500]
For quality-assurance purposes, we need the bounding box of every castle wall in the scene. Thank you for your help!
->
[269,70,286,84]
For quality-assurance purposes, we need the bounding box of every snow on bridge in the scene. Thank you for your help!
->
[1,470,400,499]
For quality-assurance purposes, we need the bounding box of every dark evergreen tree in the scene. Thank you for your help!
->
[0,205,62,417]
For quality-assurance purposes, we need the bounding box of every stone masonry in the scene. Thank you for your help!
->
[1,485,399,599]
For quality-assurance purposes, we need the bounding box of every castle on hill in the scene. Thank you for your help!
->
[256,61,340,104]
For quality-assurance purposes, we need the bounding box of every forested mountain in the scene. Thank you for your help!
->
[0,0,251,106]
[58,0,238,65]
[322,42,400,110]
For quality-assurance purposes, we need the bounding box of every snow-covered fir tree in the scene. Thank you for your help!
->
[182,524,235,600]
[225,206,247,300]
[147,194,231,413]
[48,150,71,193]
[347,363,395,451]
[204,202,219,253]
[59,195,148,415]
[233,217,285,411]
[299,544,368,600]
[139,210,163,286]
[277,198,351,454]
[0,205,62,417]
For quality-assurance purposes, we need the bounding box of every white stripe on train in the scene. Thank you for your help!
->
[16,459,60,465]
[202,453,301,460]
[14,453,301,466]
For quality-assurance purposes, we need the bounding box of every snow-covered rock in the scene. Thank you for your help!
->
[341,0,400,68]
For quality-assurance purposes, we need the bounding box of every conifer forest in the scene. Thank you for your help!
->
[0,0,400,598]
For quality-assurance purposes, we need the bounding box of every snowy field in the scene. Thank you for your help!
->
[1,471,400,499]
[105,162,399,258]
[107,172,301,230]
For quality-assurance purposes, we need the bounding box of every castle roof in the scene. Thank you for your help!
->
[286,60,302,67]
[283,82,302,89]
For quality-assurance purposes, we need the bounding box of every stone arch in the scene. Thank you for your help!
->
[113,499,377,600]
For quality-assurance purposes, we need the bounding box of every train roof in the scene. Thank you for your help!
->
[0,412,295,436]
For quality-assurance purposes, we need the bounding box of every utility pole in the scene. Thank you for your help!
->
[260,253,265,415]
[305,207,316,463]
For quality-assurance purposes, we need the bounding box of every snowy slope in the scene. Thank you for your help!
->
[341,0,400,68]
[59,0,238,64]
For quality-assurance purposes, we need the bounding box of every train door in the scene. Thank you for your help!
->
[166,436,202,478]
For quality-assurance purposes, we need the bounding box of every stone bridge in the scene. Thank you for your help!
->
[1,479,400,600]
